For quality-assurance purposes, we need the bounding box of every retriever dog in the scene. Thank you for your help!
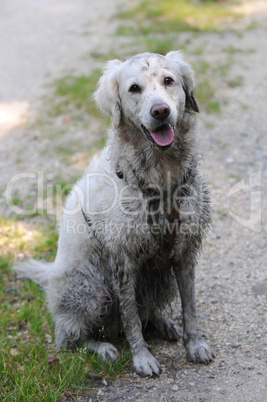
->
[15,51,214,377]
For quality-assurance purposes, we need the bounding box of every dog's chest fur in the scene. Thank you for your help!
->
[84,167,200,270]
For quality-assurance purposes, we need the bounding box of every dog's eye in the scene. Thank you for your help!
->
[164,77,174,86]
[129,84,141,93]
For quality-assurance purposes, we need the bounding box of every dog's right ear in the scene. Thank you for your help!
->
[94,59,123,128]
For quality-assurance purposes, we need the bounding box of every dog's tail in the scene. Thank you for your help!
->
[13,259,54,288]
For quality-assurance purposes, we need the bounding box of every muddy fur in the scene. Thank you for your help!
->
[14,51,214,377]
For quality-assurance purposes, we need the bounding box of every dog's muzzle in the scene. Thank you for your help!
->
[141,124,174,150]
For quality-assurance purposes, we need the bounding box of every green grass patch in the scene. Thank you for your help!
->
[142,36,176,55]
[193,59,211,75]
[195,78,220,113]
[216,208,228,217]
[51,69,102,118]
[1,338,131,400]
[227,75,243,87]
[54,136,107,166]
[215,60,232,78]
[141,35,188,55]
[222,45,255,55]
[0,216,58,262]
[117,0,242,35]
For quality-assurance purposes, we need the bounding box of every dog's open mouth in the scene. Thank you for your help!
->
[142,124,174,150]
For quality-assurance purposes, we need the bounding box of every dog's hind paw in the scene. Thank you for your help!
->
[132,347,161,377]
[87,340,120,361]
[157,319,182,341]
[186,338,215,364]
[151,315,182,341]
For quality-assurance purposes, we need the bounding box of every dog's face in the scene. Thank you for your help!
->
[94,51,198,150]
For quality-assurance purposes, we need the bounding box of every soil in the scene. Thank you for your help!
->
[1,1,267,401]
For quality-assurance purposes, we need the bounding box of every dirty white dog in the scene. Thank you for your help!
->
[15,51,214,377]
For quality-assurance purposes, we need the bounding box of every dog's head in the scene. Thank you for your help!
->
[94,51,198,150]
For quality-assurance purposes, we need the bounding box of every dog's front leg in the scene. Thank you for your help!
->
[174,256,214,364]
[113,265,161,377]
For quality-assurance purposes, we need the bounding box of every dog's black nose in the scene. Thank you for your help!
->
[150,103,170,120]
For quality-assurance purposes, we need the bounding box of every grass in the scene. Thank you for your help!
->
[54,136,106,166]
[223,45,255,55]
[195,78,220,113]
[1,334,131,400]
[0,216,58,261]
[1,345,89,400]
[48,69,110,144]
[227,75,243,87]
[50,69,110,125]
[117,0,242,35]
[193,59,211,75]
[0,217,131,400]
[54,70,100,114]
[215,60,232,78]
[141,36,178,55]
[216,208,228,217]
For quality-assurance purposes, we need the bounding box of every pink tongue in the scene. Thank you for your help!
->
[150,124,174,147]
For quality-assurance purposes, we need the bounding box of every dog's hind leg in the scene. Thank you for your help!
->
[174,255,215,364]
[54,316,120,361]
[87,339,119,361]
[48,269,117,353]
[149,312,182,341]
[53,313,87,349]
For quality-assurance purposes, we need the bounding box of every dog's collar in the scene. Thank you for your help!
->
[115,164,160,196]
[82,208,92,227]
[115,166,124,180]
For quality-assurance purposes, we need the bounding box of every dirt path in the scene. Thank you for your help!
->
[1,1,267,401]
[0,0,120,103]
[0,0,121,207]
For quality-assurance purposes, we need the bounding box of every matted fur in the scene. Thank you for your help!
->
[14,51,214,377]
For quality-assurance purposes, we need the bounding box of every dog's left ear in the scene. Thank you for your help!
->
[94,59,123,128]
[166,51,199,113]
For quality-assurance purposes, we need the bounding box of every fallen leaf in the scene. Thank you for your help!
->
[10,348,18,356]
[47,353,59,366]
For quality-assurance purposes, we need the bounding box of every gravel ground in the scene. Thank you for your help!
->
[0,1,267,401]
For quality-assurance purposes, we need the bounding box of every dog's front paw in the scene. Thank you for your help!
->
[132,347,161,377]
[186,337,215,364]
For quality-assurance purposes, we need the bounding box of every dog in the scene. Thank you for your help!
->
[15,51,214,377]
